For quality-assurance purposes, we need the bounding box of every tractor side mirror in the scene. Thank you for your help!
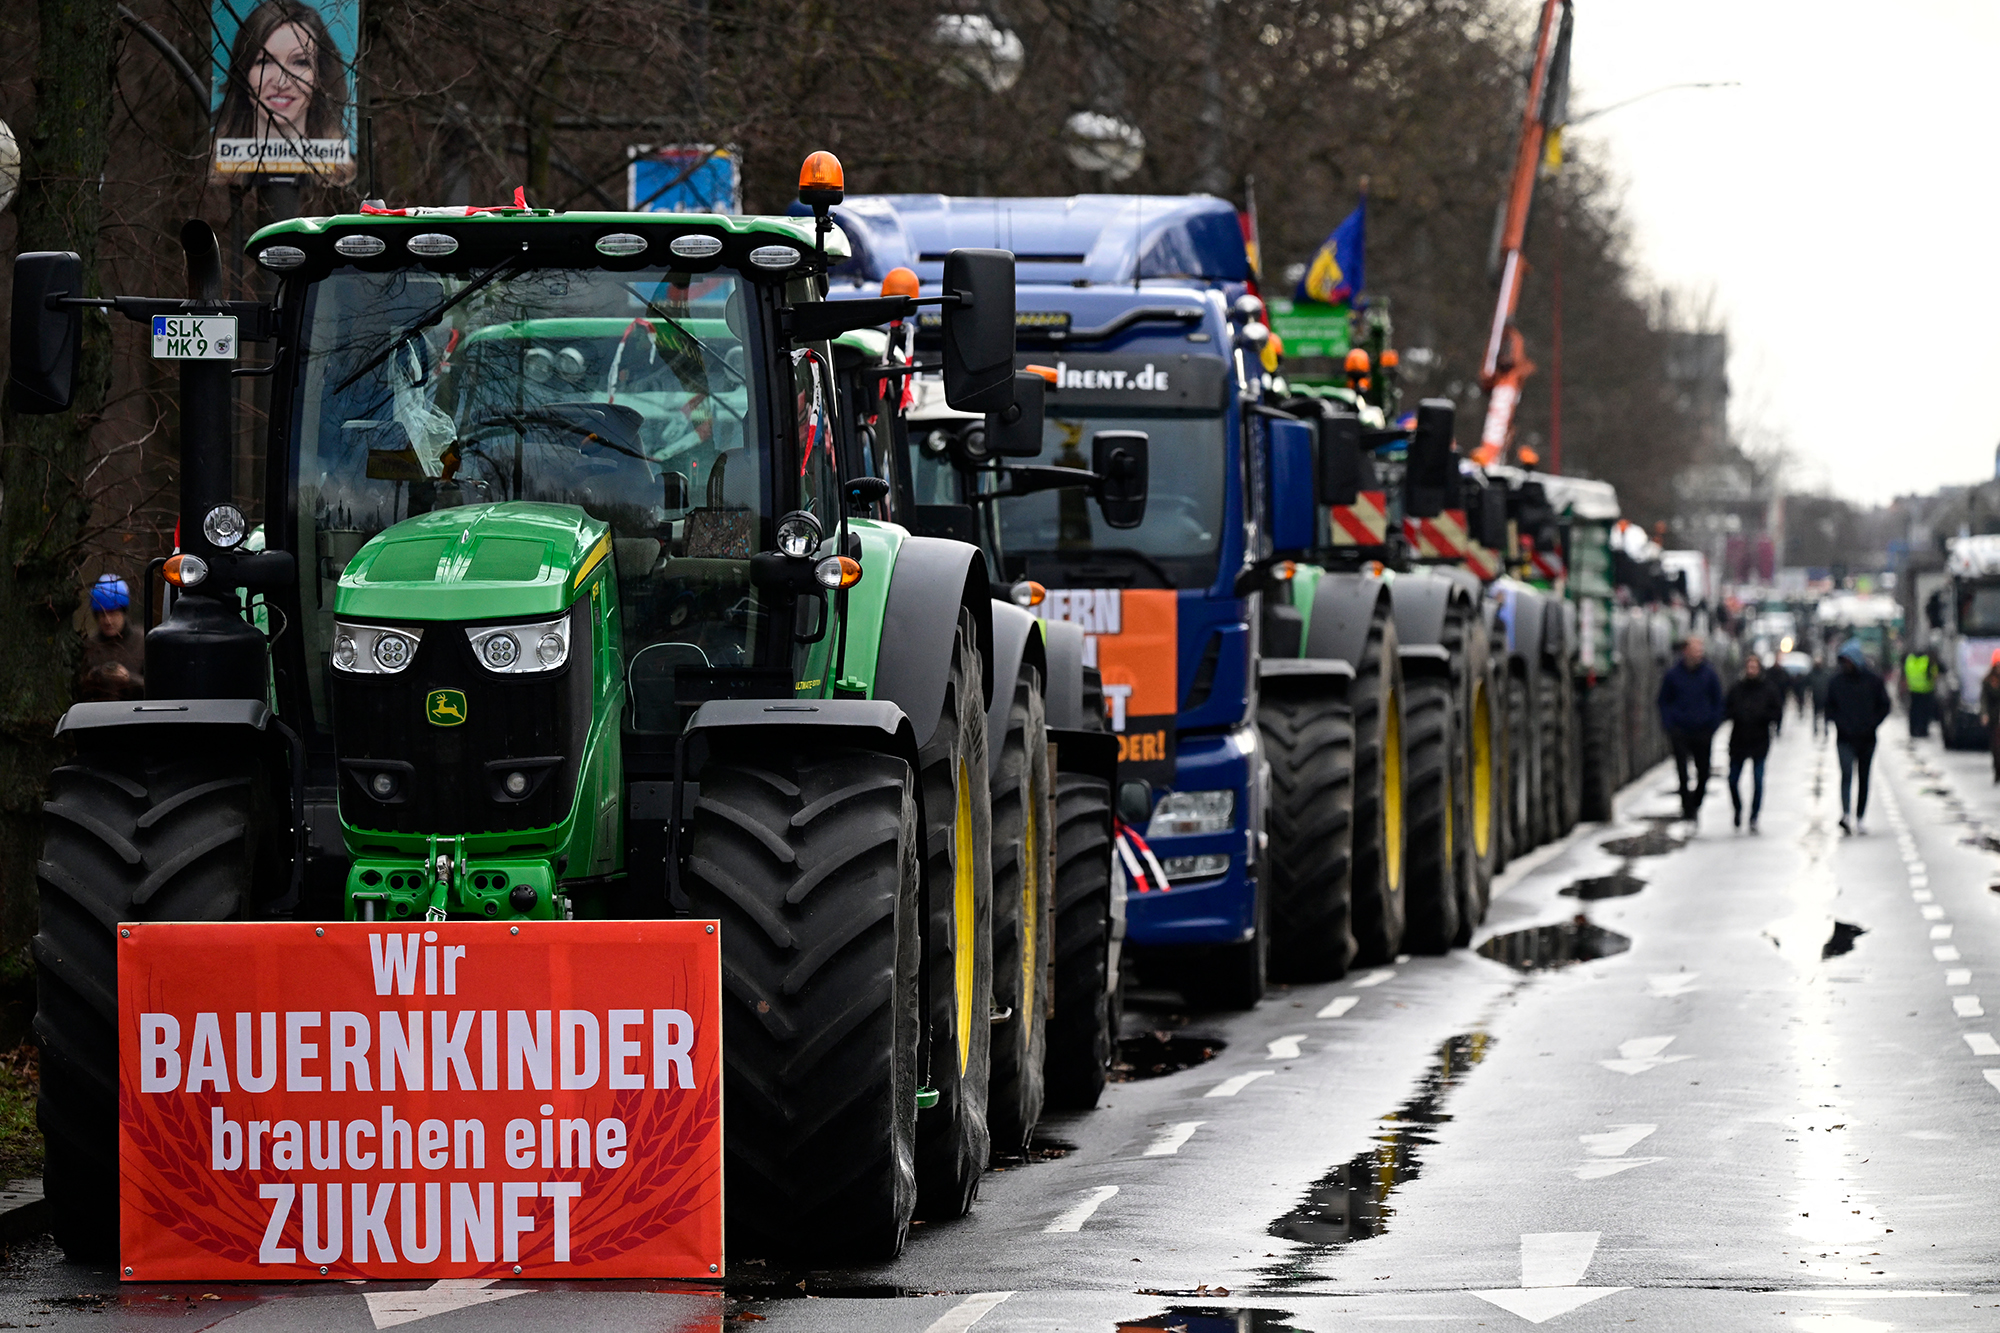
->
[1316,410,1363,507]
[1266,416,1318,554]
[662,471,691,511]
[1117,780,1154,825]
[1092,430,1149,530]
[988,370,1046,457]
[941,248,1017,415]
[1405,398,1458,519]
[10,252,84,415]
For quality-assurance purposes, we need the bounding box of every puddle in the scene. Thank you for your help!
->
[1477,916,1631,971]
[1822,921,1867,958]
[1111,1031,1226,1081]
[1263,1031,1492,1278]
[992,1135,1076,1168]
[1599,823,1684,858]
[1119,1308,1301,1332]
[1559,871,1646,901]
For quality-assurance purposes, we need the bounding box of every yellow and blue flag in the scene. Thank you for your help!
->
[1296,201,1365,306]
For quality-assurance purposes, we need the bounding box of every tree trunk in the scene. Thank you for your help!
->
[0,0,120,955]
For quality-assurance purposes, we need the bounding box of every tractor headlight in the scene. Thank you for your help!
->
[1146,789,1236,837]
[776,510,822,559]
[332,622,425,674]
[202,504,246,548]
[467,617,570,674]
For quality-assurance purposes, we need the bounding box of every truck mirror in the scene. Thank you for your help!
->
[10,252,84,415]
[662,471,691,511]
[1266,417,1318,554]
[941,248,1017,415]
[988,370,1046,457]
[1317,410,1363,507]
[1092,430,1149,530]
[1405,398,1457,519]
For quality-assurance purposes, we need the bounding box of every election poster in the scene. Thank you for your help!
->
[211,0,359,181]
[1037,587,1179,786]
[119,920,722,1280]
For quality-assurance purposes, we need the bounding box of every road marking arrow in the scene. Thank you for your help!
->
[1573,1156,1665,1180]
[365,1279,526,1329]
[1471,1232,1628,1324]
[1579,1124,1657,1157]
[1205,1069,1275,1097]
[1600,1036,1691,1075]
[1266,1033,1306,1059]
[1143,1121,1204,1157]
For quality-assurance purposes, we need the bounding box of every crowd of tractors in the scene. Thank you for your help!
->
[9,151,1706,1264]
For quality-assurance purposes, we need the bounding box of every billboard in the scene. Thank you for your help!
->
[119,920,723,1280]
[211,0,359,181]
[628,145,741,214]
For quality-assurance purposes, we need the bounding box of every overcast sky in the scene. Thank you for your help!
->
[1568,1,2000,504]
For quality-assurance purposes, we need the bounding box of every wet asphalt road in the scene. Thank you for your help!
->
[8,709,2000,1330]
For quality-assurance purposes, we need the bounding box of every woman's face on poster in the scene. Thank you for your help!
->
[251,22,318,131]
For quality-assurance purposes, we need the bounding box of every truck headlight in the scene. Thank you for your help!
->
[1146,790,1236,837]
[332,622,425,674]
[467,617,570,674]
[1160,853,1231,881]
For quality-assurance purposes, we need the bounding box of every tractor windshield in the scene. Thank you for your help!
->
[993,410,1227,589]
[291,264,769,728]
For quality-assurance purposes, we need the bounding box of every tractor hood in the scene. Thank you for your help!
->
[334,502,610,622]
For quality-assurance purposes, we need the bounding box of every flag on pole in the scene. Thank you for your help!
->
[1295,200,1365,306]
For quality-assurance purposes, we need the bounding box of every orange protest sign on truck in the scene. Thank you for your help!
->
[1039,587,1179,785]
[118,920,722,1281]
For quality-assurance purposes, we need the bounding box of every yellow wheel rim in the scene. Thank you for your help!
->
[1383,687,1403,891]
[1022,775,1039,1033]
[1471,682,1494,859]
[954,757,976,1076]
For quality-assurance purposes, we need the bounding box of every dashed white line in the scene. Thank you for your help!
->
[1142,1121,1205,1157]
[1349,968,1395,988]
[1910,875,1930,888]
[1909,862,1929,876]
[1937,946,1963,961]
[1646,973,1701,997]
[1965,1034,2000,1056]
[1954,996,1985,1018]
[1266,1034,1306,1059]
[1985,1071,2000,1095]
[1931,925,1956,940]
[1316,995,1360,1018]
[1205,1069,1276,1097]
[1947,969,1973,986]
[923,1292,1014,1332]
[1922,905,1946,920]
[1913,889,1935,902]
[1042,1186,1118,1233]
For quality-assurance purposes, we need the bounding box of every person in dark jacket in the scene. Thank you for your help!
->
[1823,638,1892,834]
[1979,649,2000,782]
[1725,655,1785,832]
[1806,657,1832,738]
[1657,635,1726,826]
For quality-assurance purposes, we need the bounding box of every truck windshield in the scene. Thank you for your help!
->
[291,265,767,728]
[993,411,1227,588]
[1961,587,2000,636]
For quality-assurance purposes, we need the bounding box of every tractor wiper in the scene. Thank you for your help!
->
[334,246,529,394]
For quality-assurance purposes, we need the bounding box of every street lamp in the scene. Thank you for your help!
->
[932,15,1024,94]
[1063,112,1145,183]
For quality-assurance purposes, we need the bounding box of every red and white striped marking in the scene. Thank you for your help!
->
[1530,549,1566,582]
[1464,542,1502,580]
[1403,508,1468,559]
[1331,490,1389,546]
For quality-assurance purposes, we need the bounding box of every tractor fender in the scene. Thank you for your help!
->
[1496,580,1548,674]
[1301,568,1392,669]
[1387,570,1463,654]
[1398,643,1454,680]
[56,697,272,737]
[1041,618,1091,731]
[1257,658,1356,684]
[872,536,995,748]
[985,600,1049,779]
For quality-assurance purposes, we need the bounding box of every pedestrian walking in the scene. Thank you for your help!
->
[1807,655,1832,738]
[1725,655,1785,832]
[1825,638,1891,835]
[1903,644,1941,740]
[1979,650,2000,783]
[1657,635,1725,828]
[79,574,143,702]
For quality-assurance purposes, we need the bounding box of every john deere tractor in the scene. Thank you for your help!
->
[14,154,1049,1260]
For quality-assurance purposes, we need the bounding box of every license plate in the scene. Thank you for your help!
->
[150,315,237,360]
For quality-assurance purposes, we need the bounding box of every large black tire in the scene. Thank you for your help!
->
[1400,671,1460,955]
[1557,668,1581,834]
[1458,620,1501,946]
[1578,676,1623,822]
[987,669,1052,1156]
[1506,671,1538,856]
[1535,667,1565,846]
[914,609,994,1219]
[1351,603,1407,967]
[1259,686,1357,982]
[1044,769,1114,1110]
[36,745,275,1259]
[684,745,922,1260]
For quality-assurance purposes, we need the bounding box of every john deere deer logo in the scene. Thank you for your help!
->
[425,689,467,726]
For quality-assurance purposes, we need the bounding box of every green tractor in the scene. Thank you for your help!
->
[14,156,1050,1260]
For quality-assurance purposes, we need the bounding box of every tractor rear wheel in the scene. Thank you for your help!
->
[1351,606,1408,966]
[1578,677,1622,822]
[988,669,1052,1156]
[36,743,274,1259]
[1458,626,1501,946]
[1258,686,1356,982]
[1401,672,1461,955]
[1506,672,1538,855]
[685,743,922,1260]
[914,610,994,1218]
[1536,667,1565,845]
[1044,769,1114,1110]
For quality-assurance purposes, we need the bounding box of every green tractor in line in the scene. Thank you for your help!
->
[13,154,1097,1260]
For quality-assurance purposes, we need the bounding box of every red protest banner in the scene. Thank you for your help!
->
[118,921,722,1281]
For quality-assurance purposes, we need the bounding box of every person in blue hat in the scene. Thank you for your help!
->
[1823,637,1890,834]
[79,574,144,701]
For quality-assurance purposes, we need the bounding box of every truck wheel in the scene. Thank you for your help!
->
[35,745,272,1259]
[1258,686,1356,981]
[1351,607,1407,966]
[915,609,994,1219]
[1401,672,1461,955]
[1458,625,1501,945]
[685,744,921,1260]
[988,669,1052,1156]
[1578,679,1620,822]
[1044,770,1114,1110]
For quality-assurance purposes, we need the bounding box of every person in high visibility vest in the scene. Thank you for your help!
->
[1903,646,1940,740]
